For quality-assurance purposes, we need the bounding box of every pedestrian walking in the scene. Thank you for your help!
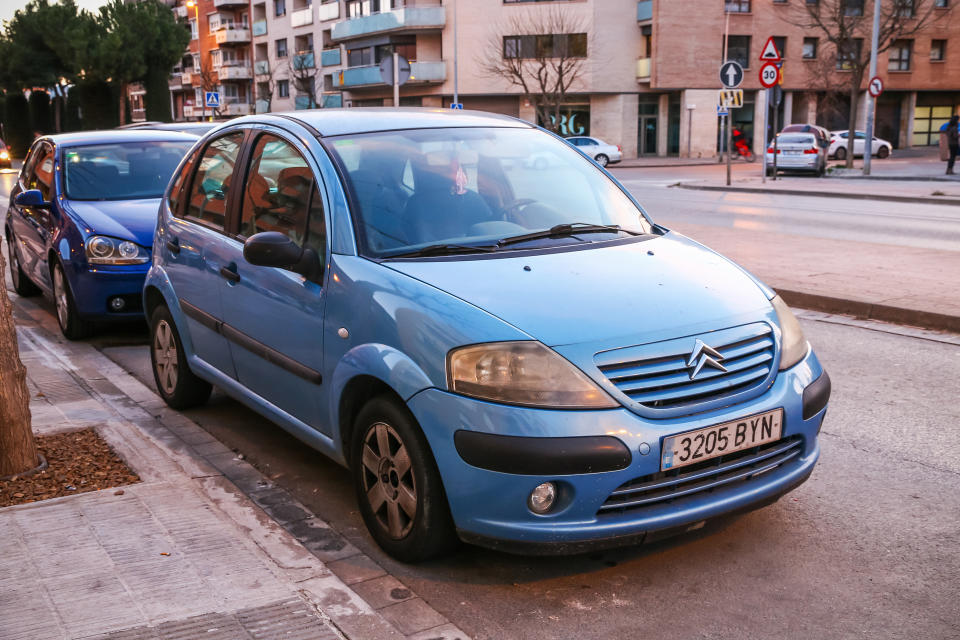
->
[946,115,959,175]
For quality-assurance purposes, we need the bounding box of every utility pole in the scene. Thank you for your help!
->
[393,51,400,107]
[762,88,769,183]
[453,0,459,106]
[863,0,882,176]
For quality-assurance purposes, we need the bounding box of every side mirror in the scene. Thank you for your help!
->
[244,231,322,280]
[14,189,51,209]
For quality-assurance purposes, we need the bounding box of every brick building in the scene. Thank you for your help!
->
[165,0,960,160]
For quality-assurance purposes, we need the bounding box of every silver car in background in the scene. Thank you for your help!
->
[766,132,827,176]
[565,136,622,167]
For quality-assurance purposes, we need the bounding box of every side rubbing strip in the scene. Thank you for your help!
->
[178,298,322,385]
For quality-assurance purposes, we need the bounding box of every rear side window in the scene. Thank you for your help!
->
[239,134,314,246]
[185,132,244,231]
[168,147,199,213]
[27,144,56,201]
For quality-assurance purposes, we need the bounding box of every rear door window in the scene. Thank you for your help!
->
[26,143,56,201]
[185,131,244,231]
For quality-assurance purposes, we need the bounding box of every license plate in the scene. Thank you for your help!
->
[661,408,783,471]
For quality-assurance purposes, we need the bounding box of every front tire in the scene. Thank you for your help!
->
[6,232,40,296]
[877,146,890,159]
[595,154,609,167]
[52,261,93,340]
[352,396,457,562]
[834,146,847,161]
[149,304,212,410]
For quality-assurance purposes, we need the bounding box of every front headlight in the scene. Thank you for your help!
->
[447,341,618,409]
[771,295,808,370]
[85,235,150,265]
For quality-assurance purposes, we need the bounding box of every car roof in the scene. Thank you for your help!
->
[39,129,200,148]
[227,107,532,137]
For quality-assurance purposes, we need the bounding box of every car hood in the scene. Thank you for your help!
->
[384,232,774,348]
[65,198,161,247]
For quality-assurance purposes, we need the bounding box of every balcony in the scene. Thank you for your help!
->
[252,19,267,36]
[181,72,193,85]
[168,75,182,88]
[218,63,252,80]
[174,5,187,18]
[183,105,195,118]
[256,99,270,113]
[223,101,253,116]
[331,6,445,41]
[321,47,341,67]
[254,60,271,75]
[636,57,651,81]
[318,1,340,21]
[293,51,315,69]
[333,60,445,88]
[215,28,251,45]
[295,95,315,110]
[213,0,246,7]
[321,93,342,108]
[292,6,313,27]
[637,0,652,22]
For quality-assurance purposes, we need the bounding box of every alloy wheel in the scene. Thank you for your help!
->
[360,422,418,539]
[152,319,179,395]
[53,266,70,330]
[9,244,21,289]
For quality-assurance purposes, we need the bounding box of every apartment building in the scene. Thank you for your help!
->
[168,0,254,121]
[167,0,959,159]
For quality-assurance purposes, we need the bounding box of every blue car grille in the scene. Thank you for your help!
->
[597,436,803,517]
[595,323,776,414]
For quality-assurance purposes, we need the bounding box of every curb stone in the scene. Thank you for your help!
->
[10,297,470,640]
[777,289,960,335]
[673,182,960,207]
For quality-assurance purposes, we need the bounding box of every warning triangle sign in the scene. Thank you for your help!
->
[759,36,782,61]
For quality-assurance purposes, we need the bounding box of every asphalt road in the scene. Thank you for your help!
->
[3,165,960,638]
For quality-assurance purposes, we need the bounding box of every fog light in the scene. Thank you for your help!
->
[109,297,126,311]
[528,482,557,515]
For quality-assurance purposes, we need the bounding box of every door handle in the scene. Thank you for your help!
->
[166,236,180,254]
[219,265,240,283]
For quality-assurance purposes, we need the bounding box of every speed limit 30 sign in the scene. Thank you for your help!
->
[759,62,779,89]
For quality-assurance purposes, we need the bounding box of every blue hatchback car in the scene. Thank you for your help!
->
[144,109,831,561]
[6,130,196,338]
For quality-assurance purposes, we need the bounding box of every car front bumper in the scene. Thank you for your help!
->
[67,261,150,320]
[408,348,827,552]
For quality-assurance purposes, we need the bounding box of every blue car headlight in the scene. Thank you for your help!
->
[772,295,809,370]
[85,235,150,265]
[447,341,618,409]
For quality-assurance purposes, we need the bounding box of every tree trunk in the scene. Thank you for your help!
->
[118,81,127,127]
[0,248,37,478]
[846,82,861,169]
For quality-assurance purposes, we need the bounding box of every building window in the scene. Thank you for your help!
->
[888,40,912,70]
[726,35,751,69]
[913,105,953,145]
[725,0,750,12]
[930,39,946,61]
[347,46,373,66]
[276,38,288,58]
[836,38,862,70]
[189,18,198,40]
[278,79,289,97]
[275,0,286,16]
[502,33,587,59]
[802,37,818,59]
[843,0,864,16]
[894,0,915,16]
[773,36,786,59]
[934,0,949,7]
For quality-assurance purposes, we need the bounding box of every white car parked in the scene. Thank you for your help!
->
[829,130,893,160]
[565,136,622,167]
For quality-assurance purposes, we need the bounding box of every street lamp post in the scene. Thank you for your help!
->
[863,0,882,176]
[186,0,203,121]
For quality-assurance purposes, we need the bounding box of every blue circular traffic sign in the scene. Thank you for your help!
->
[720,61,744,89]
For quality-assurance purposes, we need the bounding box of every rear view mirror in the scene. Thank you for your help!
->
[14,189,51,209]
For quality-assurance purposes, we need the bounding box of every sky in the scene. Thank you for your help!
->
[0,0,112,26]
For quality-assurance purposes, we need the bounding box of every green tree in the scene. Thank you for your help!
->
[64,87,81,131]
[3,93,32,157]
[28,90,52,135]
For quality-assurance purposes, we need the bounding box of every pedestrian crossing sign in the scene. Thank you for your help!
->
[205,91,221,109]
[718,89,743,108]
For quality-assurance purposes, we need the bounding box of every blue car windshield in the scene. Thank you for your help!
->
[63,141,194,201]
[327,127,653,258]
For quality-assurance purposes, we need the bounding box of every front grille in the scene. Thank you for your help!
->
[595,323,776,413]
[597,436,803,517]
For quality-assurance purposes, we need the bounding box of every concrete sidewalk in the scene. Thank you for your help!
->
[1,296,467,640]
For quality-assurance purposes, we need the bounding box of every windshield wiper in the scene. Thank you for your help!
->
[497,223,644,247]
[383,243,499,259]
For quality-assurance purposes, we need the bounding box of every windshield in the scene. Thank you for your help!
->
[64,141,194,200]
[327,127,653,258]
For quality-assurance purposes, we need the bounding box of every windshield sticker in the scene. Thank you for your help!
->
[453,163,468,195]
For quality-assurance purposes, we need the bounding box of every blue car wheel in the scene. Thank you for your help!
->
[352,396,457,562]
[52,262,93,340]
[5,233,40,297]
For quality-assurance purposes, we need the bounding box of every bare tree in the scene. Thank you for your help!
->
[784,0,949,167]
[196,59,222,119]
[479,7,587,133]
[288,53,318,110]
[255,61,279,113]
[0,249,37,478]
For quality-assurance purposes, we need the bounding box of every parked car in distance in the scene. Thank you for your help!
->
[146,109,830,562]
[120,121,225,136]
[565,136,622,167]
[766,132,827,176]
[5,130,197,338]
[829,130,892,160]
[780,123,831,151]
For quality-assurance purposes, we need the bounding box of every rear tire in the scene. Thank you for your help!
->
[834,146,847,161]
[595,154,609,167]
[6,231,40,297]
[877,146,890,159]
[352,395,457,562]
[52,261,94,340]
[149,304,212,410]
